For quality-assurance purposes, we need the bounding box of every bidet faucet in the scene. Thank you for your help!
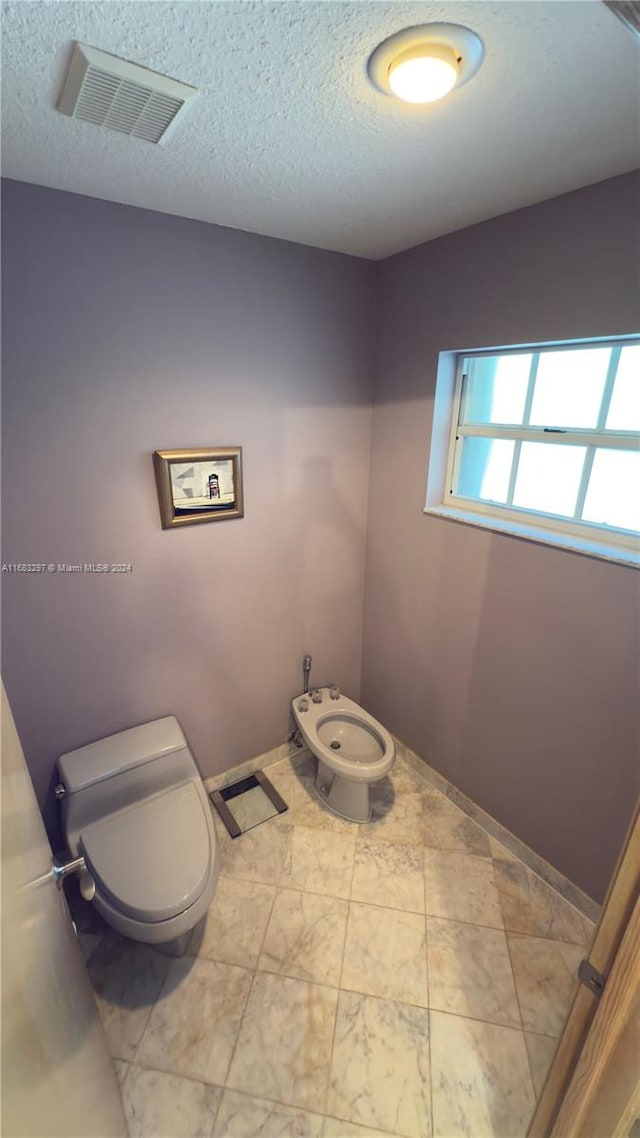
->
[287,654,313,744]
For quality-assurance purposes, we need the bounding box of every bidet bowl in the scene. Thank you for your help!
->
[292,687,395,818]
[316,713,389,780]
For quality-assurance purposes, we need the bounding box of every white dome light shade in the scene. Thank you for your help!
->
[368,23,484,106]
[388,45,459,104]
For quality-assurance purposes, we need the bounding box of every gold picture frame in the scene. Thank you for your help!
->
[153,447,244,529]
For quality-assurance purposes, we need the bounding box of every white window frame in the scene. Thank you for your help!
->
[424,337,640,568]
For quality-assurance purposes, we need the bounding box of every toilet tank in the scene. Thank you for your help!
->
[58,716,202,847]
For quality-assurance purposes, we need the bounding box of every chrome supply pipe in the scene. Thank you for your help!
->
[51,854,96,900]
[287,654,313,745]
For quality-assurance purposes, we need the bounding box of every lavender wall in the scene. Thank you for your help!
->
[3,174,638,899]
[362,172,640,901]
[1,180,375,845]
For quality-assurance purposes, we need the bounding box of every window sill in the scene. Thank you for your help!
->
[423,505,640,569]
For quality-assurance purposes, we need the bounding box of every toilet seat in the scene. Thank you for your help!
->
[81,782,211,923]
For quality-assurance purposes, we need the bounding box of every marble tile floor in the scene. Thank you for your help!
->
[77,749,596,1138]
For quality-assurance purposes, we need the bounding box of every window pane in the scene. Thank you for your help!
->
[606,346,640,432]
[457,437,514,503]
[513,442,586,517]
[582,449,640,533]
[530,348,611,429]
[461,353,531,425]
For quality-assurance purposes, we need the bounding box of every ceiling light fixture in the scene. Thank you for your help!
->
[368,23,484,105]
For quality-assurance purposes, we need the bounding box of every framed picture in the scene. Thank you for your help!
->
[153,447,244,529]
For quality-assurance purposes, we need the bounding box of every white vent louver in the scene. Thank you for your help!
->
[58,43,198,144]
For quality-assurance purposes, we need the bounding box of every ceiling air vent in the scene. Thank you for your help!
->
[58,42,198,144]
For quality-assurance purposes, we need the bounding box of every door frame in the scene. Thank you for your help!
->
[527,797,640,1137]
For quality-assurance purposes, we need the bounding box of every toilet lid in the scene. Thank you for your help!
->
[81,783,212,923]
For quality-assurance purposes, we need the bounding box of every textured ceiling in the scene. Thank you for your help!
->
[1,1,639,259]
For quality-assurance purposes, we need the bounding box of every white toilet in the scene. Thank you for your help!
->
[58,715,218,951]
[291,687,395,822]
